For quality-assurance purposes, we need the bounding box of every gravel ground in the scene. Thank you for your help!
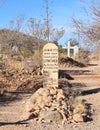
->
[0,88,100,130]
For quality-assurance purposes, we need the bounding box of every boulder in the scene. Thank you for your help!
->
[21,88,51,120]
[38,110,63,123]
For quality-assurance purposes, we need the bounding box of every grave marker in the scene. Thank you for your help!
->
[62,41,79,58]
[43,43,58,88]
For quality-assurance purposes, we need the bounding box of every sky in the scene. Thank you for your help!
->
[0,0,88,45]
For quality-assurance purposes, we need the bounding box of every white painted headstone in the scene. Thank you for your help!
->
[67,41,79,58]
[74,45,79,56]
[43,43,58,88]
[67,41,71,57]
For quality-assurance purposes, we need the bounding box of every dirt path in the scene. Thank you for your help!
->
[0,80,99,130]
[0,87,99,130]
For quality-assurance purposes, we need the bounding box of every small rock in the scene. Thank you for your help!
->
[73,113,84,122]
[50,89,57,95]
[56,92,64,100]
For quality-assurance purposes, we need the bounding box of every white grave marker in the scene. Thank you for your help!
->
[43,43,58,88]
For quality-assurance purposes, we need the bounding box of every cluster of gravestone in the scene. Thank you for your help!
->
[21,43,89,124]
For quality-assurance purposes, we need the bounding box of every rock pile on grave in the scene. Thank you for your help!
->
[22,86,88,123]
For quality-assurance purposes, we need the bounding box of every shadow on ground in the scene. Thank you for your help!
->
[59,70,74,80]
[0,91,32,106]
[82,88,100,96]
[0,119,29,126]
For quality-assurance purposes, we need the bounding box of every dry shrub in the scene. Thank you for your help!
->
[59,57,85,68]
[75,49,90,65]
[62,85,91,121]
[33,50,42,66]
[7,60,24,70]
[72,97,87,115]
[65,93,92,121]
[59,46,67,59]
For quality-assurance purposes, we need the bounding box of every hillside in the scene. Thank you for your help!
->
[0,29,46,57]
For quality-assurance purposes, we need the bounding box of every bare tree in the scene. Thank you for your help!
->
[27,0,64,46]
[49,27,65,44]
[45,0,50,41]
[9,14,25,32]
[8,14,26,57]
[0,14,35,59]
[44,0,65,42]
[72,0,100,49]
[28,17,65,46]
[28,18,46,50]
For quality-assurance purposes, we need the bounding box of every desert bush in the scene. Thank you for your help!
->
[72,97,87,115]
[75,49,90,65]
[58,46,67,59]
[63,89,89,120]
[33,49,43,66]
[59,57,85,68]
[62,85,92,122]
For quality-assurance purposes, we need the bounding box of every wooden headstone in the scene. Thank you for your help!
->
[43,43,58,88]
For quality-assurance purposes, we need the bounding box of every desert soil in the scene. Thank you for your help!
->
[0,60,100,130]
